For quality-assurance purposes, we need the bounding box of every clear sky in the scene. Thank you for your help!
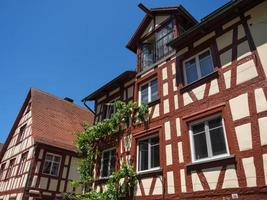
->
[0,0,229,143]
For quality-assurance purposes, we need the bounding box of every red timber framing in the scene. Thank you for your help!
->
[85,1,267,200]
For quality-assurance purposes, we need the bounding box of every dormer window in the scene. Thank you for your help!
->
[140,21,174,71]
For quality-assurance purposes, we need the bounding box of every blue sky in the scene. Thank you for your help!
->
[0,0,229,143]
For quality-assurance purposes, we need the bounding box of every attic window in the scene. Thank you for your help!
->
[140,21,174,71]
[16,124,26,144]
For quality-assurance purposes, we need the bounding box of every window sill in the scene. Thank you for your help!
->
[186,155,236,171]
[180,71,219,94]
[137,51,176,78]
[137,168,162,178]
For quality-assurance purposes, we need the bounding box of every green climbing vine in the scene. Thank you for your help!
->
[66,100,149,200]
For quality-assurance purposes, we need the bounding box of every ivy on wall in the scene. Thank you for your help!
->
[66,101,149,200]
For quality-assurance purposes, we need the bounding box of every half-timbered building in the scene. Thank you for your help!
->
[83,0,267,199]
[0,88,94,200]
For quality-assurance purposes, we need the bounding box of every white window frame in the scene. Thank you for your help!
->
[136,134,160,173]
[100,147,116,178]
[138,78,158,106]
[189,113,230,163]
[183,48,214,85]
[42,153,62,177]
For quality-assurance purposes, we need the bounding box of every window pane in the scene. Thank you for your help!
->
[142,44,154,70]
[46,155,53,161]
[210,127,227,156]
[150,79,158,102]
[150,137,159,145]
[51,163,60,176]
[199,51,213,77]
[151,144,159,168]
[185,58,198,84]
[54,156,61,163]
[101,158,109,177]
[141,84,149,104]
[139,140,148,171]
[43,161,51,174]
[193,133,208,160]
[208,117,222,129]
[109,153,116,176]
[192,123,205,134]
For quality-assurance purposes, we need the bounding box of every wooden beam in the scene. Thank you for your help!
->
[138,3,153,17]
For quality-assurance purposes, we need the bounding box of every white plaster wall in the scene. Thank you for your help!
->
[178,142,184,163]
[68,157,80,180]
[167,171,175,194]
[263,154,267,185]
[222,165,239,189]
[202,167,222,190]
[246,1,267,78]
[183,93,193,106]
[258,117,267,146]
[235,123,252,151]
[192,84,206,100]
[236,60,258,85]
[229,93,250,120]
[174,94,179,110]
[163,99,170,114]
[209,79,219,96]
[242,157,257,187]
[224,70,232,89]
[191,171,203,191]
[165,144,173,166]
[180,169,186,193]
[164,121,171,141]
[153,177,163,195]
[255,88,267,113]
[176,118,181,137]
[163,82,169,96]
[162,67,168,80]
[216,30,233,51]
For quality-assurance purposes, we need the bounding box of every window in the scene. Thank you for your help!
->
[189,115,229,162]
[42,153,61,176]
[17,124,26,144]
[100,148,116,178]
[137,135,160,172]
[18,152,28,175]
[155,22,174,60]
[183,49,214,84]
[139,79,158,105]
[6,159,15,179]
[0,163,6,180]
[140,21,174,71]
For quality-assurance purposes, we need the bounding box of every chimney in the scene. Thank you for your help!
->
[64,97,74,103]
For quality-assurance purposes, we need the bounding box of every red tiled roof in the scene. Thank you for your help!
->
[30,88,94,152]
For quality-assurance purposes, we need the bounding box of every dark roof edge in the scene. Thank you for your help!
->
[82,71,136,102]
